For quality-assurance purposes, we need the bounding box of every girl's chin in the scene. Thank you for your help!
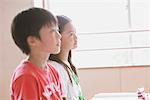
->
[72,45,77,49]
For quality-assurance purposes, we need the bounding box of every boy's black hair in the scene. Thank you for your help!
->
[11,7,57,54]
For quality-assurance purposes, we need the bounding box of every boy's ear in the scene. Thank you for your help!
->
[27,36,38,47]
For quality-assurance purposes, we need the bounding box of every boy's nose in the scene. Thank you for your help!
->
[57,31,61,39]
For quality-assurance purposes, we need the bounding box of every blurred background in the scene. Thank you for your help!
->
[0,0,150,99]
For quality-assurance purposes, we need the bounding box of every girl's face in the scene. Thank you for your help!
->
[61,22,77,50]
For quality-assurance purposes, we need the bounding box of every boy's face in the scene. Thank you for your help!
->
[35,24,61,54]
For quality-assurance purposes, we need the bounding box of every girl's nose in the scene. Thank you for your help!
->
[74,34,77,40]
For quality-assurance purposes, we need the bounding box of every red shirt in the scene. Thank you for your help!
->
[10,60,63,100]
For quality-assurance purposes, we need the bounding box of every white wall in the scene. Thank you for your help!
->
[78,66,150,99]
[0,2,2,99]
[0,0,33,99]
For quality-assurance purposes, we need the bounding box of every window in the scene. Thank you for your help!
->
[46,0,150,68]
[33,0,44,8]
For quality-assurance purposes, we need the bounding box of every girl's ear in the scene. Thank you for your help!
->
[27,36,38,47]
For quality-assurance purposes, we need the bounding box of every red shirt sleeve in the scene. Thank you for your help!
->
[12,74,39,100]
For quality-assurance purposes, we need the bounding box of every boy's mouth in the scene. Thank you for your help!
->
[56,41,61,46]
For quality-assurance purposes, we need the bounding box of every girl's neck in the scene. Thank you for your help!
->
[57,49,70,62]
[28,51,49,69]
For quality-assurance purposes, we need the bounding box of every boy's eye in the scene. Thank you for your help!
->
[50,29,59,33]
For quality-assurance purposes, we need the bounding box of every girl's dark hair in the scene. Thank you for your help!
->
[49,15,77,84]
[11,7,57,55]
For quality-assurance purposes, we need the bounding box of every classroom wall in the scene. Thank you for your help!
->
[0,1,150,100]
[78,66,150,99]
[0,2,2,98]
[0,0,32,99]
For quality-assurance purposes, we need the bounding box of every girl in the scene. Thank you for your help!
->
[49,15,84,100]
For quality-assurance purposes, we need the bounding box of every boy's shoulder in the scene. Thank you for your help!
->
[48,60,61,66]
[48,61,63,70]
[12,60,36,81]
[46,63,61,79]
[47,62,59,74]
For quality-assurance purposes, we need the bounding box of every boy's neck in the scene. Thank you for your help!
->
[28,52,49,69]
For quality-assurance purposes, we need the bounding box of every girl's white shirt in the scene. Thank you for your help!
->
[49,60,79,100]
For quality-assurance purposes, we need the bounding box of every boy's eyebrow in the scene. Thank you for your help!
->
[50,26,59,30]
[46,22,57,27]
[49,27,59,33]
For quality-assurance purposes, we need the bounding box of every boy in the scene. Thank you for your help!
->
[10,7,62,100]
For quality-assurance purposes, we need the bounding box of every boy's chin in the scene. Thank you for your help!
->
[52,49,60,54]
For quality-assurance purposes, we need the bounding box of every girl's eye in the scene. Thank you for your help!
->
[69,32,73,36]
[70,32,73,35]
